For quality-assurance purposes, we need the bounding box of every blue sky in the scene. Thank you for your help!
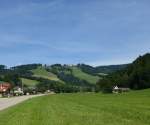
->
[0,0,150,67]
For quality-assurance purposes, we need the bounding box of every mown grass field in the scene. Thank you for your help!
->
[72,67,100,84]
[31,66,59,81]
[0,90,150,125]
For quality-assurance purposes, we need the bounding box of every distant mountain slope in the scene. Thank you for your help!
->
[0,63,128,88]
[95,64,129,74]
[1,54,149,93]
[7,64,100,91]
[77,64,128,75]
[47,64,99,86]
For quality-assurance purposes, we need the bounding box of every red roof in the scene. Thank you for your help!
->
[0,83,11,92]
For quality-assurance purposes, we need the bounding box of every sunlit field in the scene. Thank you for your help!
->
[0,89,150,125]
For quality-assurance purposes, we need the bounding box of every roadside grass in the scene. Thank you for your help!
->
[0,89,150,125]
[21,78,39,87]
[31,66,59,81]
[72,67,100,84]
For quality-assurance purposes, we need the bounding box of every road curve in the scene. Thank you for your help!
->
[0,94,45,111]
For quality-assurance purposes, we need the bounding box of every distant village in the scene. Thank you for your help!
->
[0,79,130,98]
[0,81,54,98]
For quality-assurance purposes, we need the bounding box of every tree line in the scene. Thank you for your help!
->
[0,64,94,93]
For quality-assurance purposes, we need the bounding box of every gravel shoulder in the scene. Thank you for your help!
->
[0,94,45,111]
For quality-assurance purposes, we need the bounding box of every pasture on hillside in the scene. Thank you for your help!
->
[31,66,59,81]
[72,67,100,84]
[0,90,150,125]
[21,78,39,87]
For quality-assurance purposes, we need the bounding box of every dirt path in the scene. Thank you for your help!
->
[0,94,45,111]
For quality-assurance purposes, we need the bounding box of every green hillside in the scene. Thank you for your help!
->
[21,78,39,87]
[95,64,128,74]
[31,66,59,81]
[0,89,150,125]
[72,67,100,84]
[0,53,149,93]
[97,53,150,92]
[0,64,100,92]
[77,64,128,75]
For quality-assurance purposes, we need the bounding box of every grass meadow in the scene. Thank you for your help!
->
[31,66,59,81]
[21,78,39,87]
[72,67,100,84]
[0,89,150,125]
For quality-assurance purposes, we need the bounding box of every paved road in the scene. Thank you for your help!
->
[0,94,45,111]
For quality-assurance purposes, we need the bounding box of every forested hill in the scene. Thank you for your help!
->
[77,64,128,75]
[1,53,149,93]
[97,53,150,92]
[95,64,128,74]
[0,63,128,93]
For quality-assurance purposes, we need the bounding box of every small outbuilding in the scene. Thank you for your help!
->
[113,86,130,93]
